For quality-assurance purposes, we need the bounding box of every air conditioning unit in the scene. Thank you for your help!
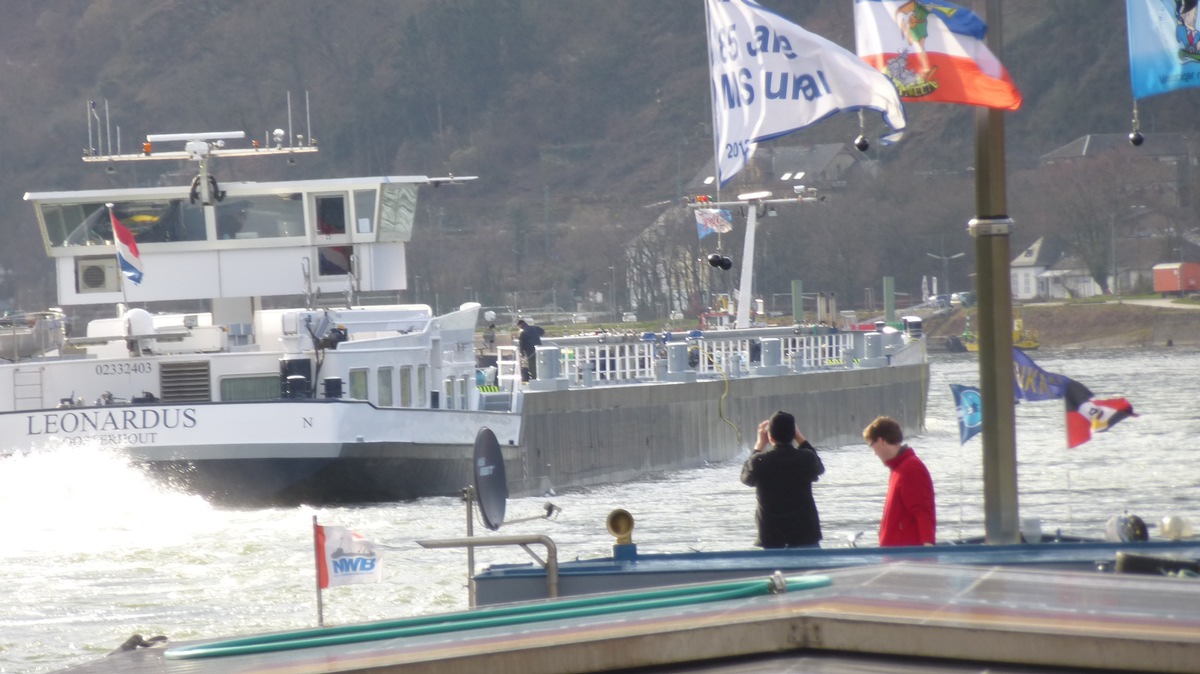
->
[76,257,120,293]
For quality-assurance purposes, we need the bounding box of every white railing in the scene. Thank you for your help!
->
[478,328,917,404]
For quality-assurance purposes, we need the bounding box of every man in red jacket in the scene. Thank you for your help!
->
[863,415,936,546]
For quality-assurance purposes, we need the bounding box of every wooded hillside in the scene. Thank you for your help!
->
[1,1,1196,318]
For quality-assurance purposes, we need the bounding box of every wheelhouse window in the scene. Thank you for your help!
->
[354,189,376,234]
[217,194,305,239]
[44,199,207,248]
[38,194,308,248]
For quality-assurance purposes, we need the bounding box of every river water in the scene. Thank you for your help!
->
[3,347,1198,673]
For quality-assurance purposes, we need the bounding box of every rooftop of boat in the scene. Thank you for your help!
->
[62,561,1200,674]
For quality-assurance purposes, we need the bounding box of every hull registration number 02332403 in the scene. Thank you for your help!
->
[96,362,153,375]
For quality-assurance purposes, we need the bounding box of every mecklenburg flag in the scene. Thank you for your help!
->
[109,207,144,286]
[1064,378,1136,449]
[949,384,982,444]
[1126,0,1200,100]
[705,0,906,185]
[855,0,1022,110]
[1012,347,1067,401]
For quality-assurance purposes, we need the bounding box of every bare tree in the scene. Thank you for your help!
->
[1020,155,1143,294]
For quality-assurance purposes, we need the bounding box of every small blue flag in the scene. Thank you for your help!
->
[950,384,983,445]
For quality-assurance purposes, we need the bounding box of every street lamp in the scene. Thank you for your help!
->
[609,266,617,324]
[927,250,965,296]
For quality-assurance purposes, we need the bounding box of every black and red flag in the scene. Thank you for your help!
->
[1064,378,1136,448]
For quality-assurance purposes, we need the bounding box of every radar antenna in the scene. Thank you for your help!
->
[81,92,319,204]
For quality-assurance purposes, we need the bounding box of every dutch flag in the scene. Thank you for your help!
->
[109,206,143,286]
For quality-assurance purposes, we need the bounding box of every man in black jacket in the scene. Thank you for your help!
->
[740,410,825,548]
[516,319,544,381]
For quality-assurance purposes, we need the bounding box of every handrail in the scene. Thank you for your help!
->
[416,534,559,604]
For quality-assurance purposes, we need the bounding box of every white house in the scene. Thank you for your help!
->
[1010,237,1060,300]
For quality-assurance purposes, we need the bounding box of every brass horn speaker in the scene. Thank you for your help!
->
[606,508,635,545]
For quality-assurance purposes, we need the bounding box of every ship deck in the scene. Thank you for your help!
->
[62,561,1200,674]
[472,538,1200,604]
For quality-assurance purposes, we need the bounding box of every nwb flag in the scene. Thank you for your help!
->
[949,383,982,444]
[855,0,1022,110]
[1064,379,1136,449]
[109,208,144,286]
[315,524,382,589]
[696,208,733,239]
[1012,347,1067,401]
[705,0,905,185]
[1126,0,1200,99]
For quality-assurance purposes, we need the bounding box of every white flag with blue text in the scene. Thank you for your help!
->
[1126,0,1200,100]
[316,524,383,589]
[706,0,905,185]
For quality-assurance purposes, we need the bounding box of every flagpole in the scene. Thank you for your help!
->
[970,0,1020,545]
[702,0,720,202]
[313,515,325,627]
[107,203,130,307]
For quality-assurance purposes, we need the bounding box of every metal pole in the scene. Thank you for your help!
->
[312,515,325,627]
[971,0,1020,545]
[735,203,760,328]
[465,488,476,608]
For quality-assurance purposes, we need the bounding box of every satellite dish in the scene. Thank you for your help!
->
[473,427,507,531]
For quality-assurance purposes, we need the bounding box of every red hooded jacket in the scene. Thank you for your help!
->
[880,446,936,546]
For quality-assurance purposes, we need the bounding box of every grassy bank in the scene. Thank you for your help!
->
[924,301,1200,349]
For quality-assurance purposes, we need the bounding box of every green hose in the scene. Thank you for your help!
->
[166,574,831,660]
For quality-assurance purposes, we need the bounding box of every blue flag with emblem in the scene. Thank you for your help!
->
[949,384,982,445]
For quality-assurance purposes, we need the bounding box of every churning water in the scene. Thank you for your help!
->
[3,347,1197,673]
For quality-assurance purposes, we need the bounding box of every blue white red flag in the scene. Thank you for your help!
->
[1064,379,1136,449]
[1011,347,1067,401]
[315,524,383,589]
[855,0,1022,110]
[705,0,905,185]
[1126,0,1200,100]
[949,383,982,444]
[109,209,144,286]
[695,208,734,239]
